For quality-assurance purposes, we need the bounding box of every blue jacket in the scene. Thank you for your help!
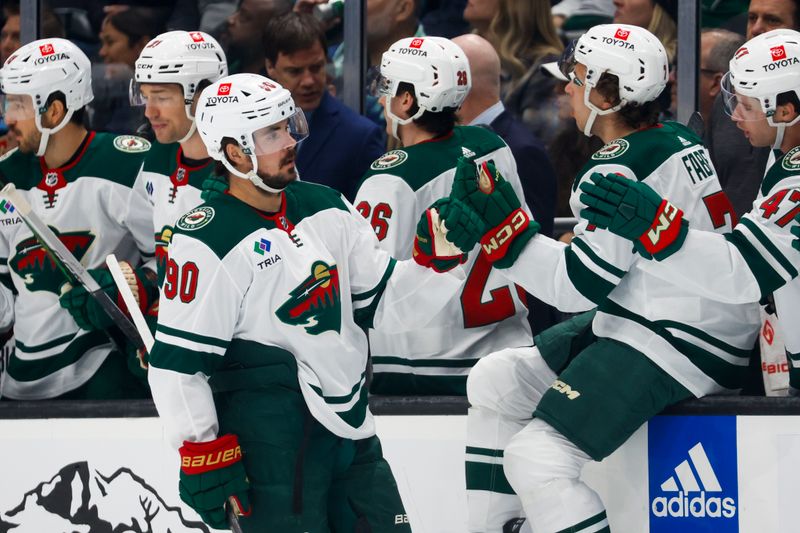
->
[296,91,385,201]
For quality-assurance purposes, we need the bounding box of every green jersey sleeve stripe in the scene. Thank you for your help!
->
[571,237,627,279]
[308,371,366,404]
[148,340,224,376]
[656,320,752,359]
[565,247,617,305]
[156,324,230,350]
[465,446,504,458]
[725,228,788,298]
[8,331,108,381]
[16,331,79,353]
[371,355,479,368]
[739,218,797,279]
[352,257,396,301]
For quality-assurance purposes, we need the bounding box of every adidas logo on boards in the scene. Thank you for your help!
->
[651,442,736,519]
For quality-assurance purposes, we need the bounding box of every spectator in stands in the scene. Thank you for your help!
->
[613,0,677,62]
[421,0,468,39]
[264,12,384,201]
[454,32,559,335]
[92,8,166,134]
[552,0,615,41]
[223,0,293,74]
[706,0,799,219]
[698,29,745,125]
[466,0,564,145]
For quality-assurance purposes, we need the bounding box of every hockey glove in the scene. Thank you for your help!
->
[58,263,158,332]
[579,172,689,260]
[792,212,800,252]
[200,175,229,202]
[179,434,251,529]
[451,156,539,268]
[413,198,485,272]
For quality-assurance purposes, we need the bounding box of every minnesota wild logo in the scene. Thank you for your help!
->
[276,261,341,335]
[10,229,94,294]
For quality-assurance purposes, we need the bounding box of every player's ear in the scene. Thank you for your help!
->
[776,99,800,124]
[42,98,67,128]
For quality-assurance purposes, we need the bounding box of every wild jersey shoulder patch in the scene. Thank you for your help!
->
[113,135,151,154]
[176,206,215,231]
[592,138,630,160]
[782,146,800,171]
[370,150,408,170]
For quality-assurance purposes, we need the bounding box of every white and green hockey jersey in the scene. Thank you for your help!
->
[147,181,464,448]
[0,132,153,399]
[131,141,213,278]
[502,122,761,396]
[354,125,533,394]
[634,144,800,387]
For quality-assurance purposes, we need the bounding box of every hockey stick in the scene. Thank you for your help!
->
[105,255,243,533]
[0,183,145,352]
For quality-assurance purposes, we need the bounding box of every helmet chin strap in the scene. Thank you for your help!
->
[34,109,75,157]
[222,154,286,194]
[581,87,624,138]
[178,104,197,144]
[384,95,425,142]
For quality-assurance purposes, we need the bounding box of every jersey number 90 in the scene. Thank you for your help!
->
[163,259,199,303]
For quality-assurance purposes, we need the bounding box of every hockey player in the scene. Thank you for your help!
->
[354,36,535,395]
[128,30,227,284]
[0,38,154,399]
[147,73,482,531]
[457,25,761,532]
[579,29,800,395]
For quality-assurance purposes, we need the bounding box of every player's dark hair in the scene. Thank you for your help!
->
[105,7,166,48]
[263,12,328,65]
[396,81,457,138]
[45,91,85,126]
[777,90,800,116]
[594,72,661,129]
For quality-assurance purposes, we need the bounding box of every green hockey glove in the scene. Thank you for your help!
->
[58,262,158,331]
[579,172,689,260]
[792,212,800,252]
[451,156,539,268]
[179,434,251,529]
[413,198,485,272]
[200,174,229,202]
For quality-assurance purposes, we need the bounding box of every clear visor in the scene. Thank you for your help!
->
[720,72,767,122]
[0,93,35,122]
[558,40,578,80]
[367,68,396,98]
[129,80,187,108]
[251,111,309,156]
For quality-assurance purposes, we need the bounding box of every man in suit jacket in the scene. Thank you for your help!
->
[264,11,384,201]
[454,34,559,335]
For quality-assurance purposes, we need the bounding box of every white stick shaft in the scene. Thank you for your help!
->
[106,254,155,352]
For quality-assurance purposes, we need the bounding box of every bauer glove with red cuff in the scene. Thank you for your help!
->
[59,262,159,332]
[579,172,689,260]
[179,434,251,529]
[451,156,539,268]
[413,197,486,272]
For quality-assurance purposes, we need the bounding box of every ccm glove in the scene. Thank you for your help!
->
[579,172,689,260]
[59,262,158,331]
[200,174,229,202]
[451,156,539,268]
[413,198,485,272]
[179,434,251,529]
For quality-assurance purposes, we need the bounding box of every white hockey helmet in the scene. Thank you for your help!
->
[0,38,93,156]
[195,73,308,193]
[558,24,668,136]
[721,29,800,148]
[375,36,471,140]
[131,30,228,143]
